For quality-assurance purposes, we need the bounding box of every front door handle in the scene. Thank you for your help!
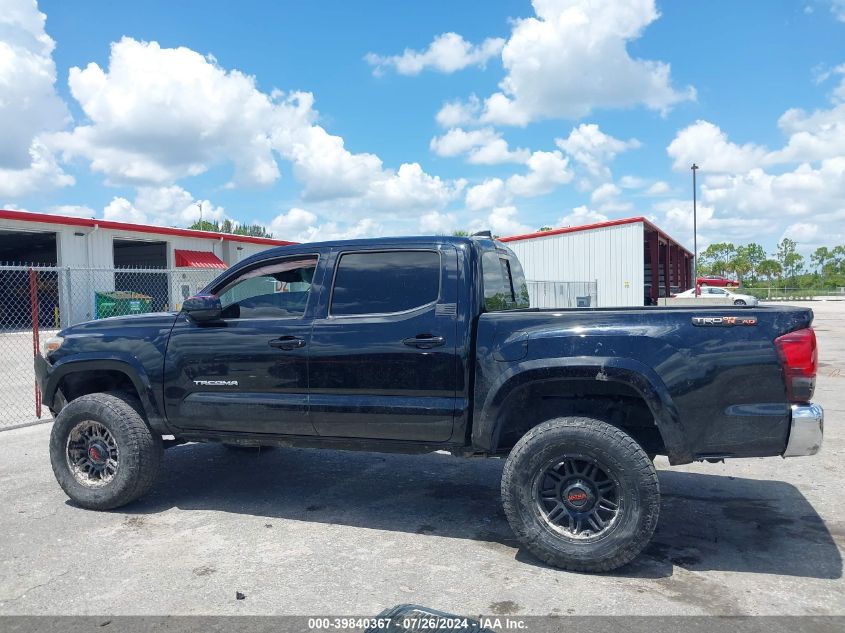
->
[269,336,306,350]
[403,334,445,349]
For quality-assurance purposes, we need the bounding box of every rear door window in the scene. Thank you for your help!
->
[330,250,440,316]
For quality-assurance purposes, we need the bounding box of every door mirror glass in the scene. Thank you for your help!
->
[182,295,223,322]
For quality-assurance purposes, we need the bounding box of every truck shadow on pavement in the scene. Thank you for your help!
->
[120,443,842,580]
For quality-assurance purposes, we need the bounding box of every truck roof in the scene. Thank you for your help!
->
[238,234,503,267]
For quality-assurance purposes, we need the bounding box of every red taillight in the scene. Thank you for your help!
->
[775,328,817,403]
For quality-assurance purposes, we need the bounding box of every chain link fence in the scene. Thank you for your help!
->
[0,264,223,430]
[526,280,598,309]
[742,286,845,301]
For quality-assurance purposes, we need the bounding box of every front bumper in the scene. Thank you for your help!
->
[783,403,824,457]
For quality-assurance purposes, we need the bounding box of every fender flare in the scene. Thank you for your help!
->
[473,357,692,464]
[44,354,169,433]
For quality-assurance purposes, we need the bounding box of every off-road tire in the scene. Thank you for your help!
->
[49,391,162,510]
[501,416,660,572]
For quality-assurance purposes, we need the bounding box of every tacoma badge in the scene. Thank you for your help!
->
[193,380,239,386]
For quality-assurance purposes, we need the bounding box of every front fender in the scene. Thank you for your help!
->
[43,353,168,433]
[472,357,692,464]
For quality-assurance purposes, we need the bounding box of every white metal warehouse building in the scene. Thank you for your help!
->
[0,209,695,322]
[0,209,293,328]
[501,217,694,308]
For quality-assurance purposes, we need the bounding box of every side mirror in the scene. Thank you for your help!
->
[182,295,222,322]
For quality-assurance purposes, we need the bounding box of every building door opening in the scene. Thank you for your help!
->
[0,230,57,265]
[112,239,168,312]
[0,230,58,329]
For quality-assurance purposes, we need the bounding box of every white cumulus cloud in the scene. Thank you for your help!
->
[44,36,463,224]
[667,121,768,173]
[269,211,382,243]
[0,140,73,197]
[465,178,508,211]
[506,150,573,197]
[419,211,458,234]
[558,206,609,227]
[366,32,504,76]
[0,0,72,197]
[436,0,693,126]
[52,37,303,187]
[430,127,529,165]
[469,206,531,237]
[828,0,845,22]
[556,124,640,180]
[436,95,482,128]
[102,185,226,227]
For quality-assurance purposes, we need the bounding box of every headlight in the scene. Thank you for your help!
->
[43,335,64,356]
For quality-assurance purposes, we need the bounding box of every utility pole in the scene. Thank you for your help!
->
[691,163,699,294]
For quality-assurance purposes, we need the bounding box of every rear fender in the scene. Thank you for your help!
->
[473,357,692,464]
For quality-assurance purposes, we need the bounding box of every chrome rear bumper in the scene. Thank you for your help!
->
[783,403,824,457]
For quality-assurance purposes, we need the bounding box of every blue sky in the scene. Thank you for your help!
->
[2,0,844,254]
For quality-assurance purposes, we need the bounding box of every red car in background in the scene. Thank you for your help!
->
[696,274,739,288]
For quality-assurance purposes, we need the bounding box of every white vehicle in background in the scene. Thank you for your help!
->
[672,286,759,306]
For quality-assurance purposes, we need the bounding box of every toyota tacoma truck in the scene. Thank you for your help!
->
[35,234,823,572]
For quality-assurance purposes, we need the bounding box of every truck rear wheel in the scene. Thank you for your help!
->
[49,392,162,510]
[501,416,659,572]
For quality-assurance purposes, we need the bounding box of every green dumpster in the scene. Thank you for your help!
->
[95,291,153,319]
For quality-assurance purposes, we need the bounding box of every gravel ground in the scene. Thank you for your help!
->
[0,301,842,616]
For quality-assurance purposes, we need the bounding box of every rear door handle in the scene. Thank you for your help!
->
[403,334,445,349]
[269,336,306,350]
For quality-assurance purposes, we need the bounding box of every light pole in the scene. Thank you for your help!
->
[691,163,699,294]
[197,201,203,229]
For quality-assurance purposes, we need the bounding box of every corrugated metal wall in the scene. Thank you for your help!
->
[506,222,645,307]
[1,218,288,323]
[0,217,278,268]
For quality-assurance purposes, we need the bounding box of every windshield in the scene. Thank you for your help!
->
[482,249,530,311]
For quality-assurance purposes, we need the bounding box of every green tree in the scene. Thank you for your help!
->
[189,219,221,232]
[234,223,273,238]
[538,226,553,231]
[451,230,469,237]
[810,246,833,275]
[736,243,766,281]
[699,242,736,276]
[188,219,273,238]
[757,259,782,283]
[832,245,845,273]
[729,254,752,284]
[776,238,804,284]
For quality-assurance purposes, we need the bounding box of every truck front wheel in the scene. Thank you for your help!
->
[49,392,162,510]
[501,416,659,572]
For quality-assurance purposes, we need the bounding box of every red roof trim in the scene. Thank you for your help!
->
[0,209,296,247]
[500,216,693,257]
[174,249,228,269]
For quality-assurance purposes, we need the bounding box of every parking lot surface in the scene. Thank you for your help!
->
[0,301,843,616]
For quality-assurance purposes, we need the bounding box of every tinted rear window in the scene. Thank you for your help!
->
[482,250,530,311]
[331,250,440,316]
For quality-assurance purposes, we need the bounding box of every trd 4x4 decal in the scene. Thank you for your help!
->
[691,316,758,327]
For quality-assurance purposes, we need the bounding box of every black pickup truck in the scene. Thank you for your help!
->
[36,235,823,572]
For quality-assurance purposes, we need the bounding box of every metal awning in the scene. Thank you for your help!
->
[174,249,227,269]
